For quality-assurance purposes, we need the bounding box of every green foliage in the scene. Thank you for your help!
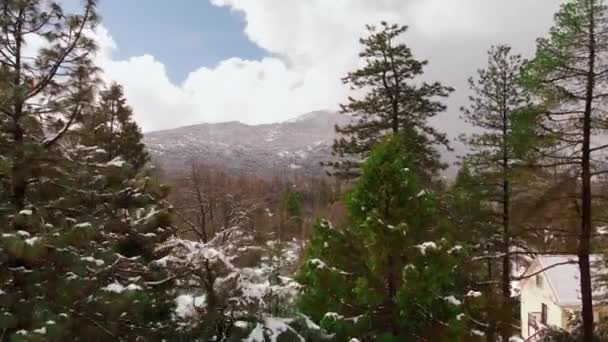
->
[520,1,587,95]
[0,146,177,340]
[299,136,476,341]
[507,104,551,160]
[281,189,302,219]
[329,22,453,180]
[79,83,150,170]
[0,4,177,332]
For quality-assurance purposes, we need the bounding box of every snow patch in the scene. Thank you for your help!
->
[323,312,344,321]
[106,157,126,167]
[234,320,249,329]
[245,317,302,342]
[74,222,92,229]
[448,245,463,254]
[81,256,105,266]
[24,237,40,246]
[102,282,142,293]
[466,290,482,298]
[33,327,46,335]
[443,295,461,306]
[175,294,206,318]
[415,242,438,255]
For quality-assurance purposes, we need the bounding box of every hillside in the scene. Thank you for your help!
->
[143,111,351,178]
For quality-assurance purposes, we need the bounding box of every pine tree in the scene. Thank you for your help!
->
[0,0,99,216]
[0,109,179,340]
[0,36,178,337]
[445,164,500,341]
[79,83,149,170]
[521,1,608,339]
[328,22,453,181]
[299,136,478,341]
[460,44,532,340]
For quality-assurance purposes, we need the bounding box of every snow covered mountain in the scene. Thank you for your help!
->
[144,111,350,178]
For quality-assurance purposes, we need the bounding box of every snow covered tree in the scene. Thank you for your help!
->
[299,136,481,341]
[0,112,179,339]
[521,1,608,339]
[0,34,177,334]
[328,22,453,181]
[159,164,329,341]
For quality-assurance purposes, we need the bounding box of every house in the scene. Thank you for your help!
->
[520,255,608,340]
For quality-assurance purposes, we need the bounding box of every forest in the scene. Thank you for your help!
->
[1,0,608,341]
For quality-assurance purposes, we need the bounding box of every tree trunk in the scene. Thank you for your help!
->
[486,260,496,342]
[501,178,512,341]
[383,194,398,334]
[10,14,25,216]
[11,119,25,212]
[385,253,398,334]
[580,4,596,340]
[500,78,512,342]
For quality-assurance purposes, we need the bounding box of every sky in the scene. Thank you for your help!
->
[88,0,564,133]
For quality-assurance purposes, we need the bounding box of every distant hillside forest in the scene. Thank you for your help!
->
[3,1,608,342]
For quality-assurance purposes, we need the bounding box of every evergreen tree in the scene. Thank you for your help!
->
[0,2,178,336]
[79,83,149,170]
[445,164,500,341]
[521,1,608,339]
[279,187,303,238]
[328,22,453,181]
[299,136,478,341]
[460,44,532,340]
[0,104,178,340]
[0,0,99,215]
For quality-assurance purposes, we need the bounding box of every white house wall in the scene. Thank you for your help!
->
[520,262,563,339]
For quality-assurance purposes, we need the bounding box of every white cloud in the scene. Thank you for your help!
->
[94,0,563,132]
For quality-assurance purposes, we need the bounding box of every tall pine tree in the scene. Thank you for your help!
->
[328,22,453,181]
[521,1,608,339]
[460,44,532,340]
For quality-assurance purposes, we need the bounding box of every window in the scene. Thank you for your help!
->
[541,303,548,325]
[536,275,544,288]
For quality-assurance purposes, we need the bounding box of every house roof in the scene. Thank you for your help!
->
[533,255,607,307]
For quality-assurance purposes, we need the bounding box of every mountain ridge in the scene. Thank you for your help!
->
[144,111,349,178]
[144,110,461,179]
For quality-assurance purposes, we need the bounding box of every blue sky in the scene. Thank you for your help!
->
[98,1,266,84]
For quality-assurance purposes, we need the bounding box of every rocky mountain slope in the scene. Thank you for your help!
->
[144,111,351,178]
